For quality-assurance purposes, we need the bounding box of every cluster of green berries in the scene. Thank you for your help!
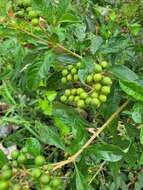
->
[0,148,62,190]
[61,62,81,84]
[60,61,112,109]
[13,0,40,27]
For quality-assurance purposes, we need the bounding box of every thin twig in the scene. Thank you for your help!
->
[52,100,129,170]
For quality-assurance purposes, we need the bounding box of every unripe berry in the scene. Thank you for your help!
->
[77,100,85,108]
[99,95,107,102]
[73,74,79,81]
[76,62,81,68]
[100,61,108,68]
[71,68,77,74]
[86,75,93,83]
[21,147,28,153]
[40,174,51,185]
[35,155,45,166]
[61,77,67,84]
[85,97,91,104]
[62,69,68,76]
[101,86,110,94]
[68,95,74,102]
[42,186,53,190]
[60,95,67,102]
[65,89,71,96]
[74,96,80,102]
[17,154,27,164]
[71,88,77,95]
[31,168,41,178]
[12,184,21,190]
[91,92,98,98]
[94,74,102,81]
[94,64,102,73]
[32,18,39,26]
[1,166,10,171]
[11,150,19,160]
[94,83,102,91]
[67,74,72,81]
[77,88,84,94]
[67,65,73,70]
[92,98,100,106]
[0,181,9,190]
[51,178,61,187]
[1,170,12,180]
[80,92,88,99]
[102,77,112,85]
[23,0,32,7]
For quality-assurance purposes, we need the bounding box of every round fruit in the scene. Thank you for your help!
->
[102,77,112,85]
[26,7,32,12]
[101,86,110,94]
[94,64,102,73]
[65,89,71,96]
[32,18,39,26]
[91,92,98,98]
[12,184,21,190]
[92,98,100,106]
[35,155,45,166]
[67,74,72,81]
[42,186,53,190]
[51,178,61,187]
[77,100,85,108]
[17,0,24,7]
[85,97,91,104]
[94,83,102,91]
[76,62,81,68]
[17,154,27,164]
[67,65,73,70]
[100,61,108,68]
[40,174,51,185]
[1,166,10,171]
[21,147,28,153]
[73,74,79,81]
[17,10,24,17]
[22,186,30,190]
[77,88,84,94]
[23,0,32,7]
[61,77,67,84]
[80,92,88,99]
[99,95,107,102]
[74,96,80,102]
[68,95,74,102]
[71,88,77,95]
[0,181,9,190]
[62,69,68,76]
[12,161,18,168]
[86,75,93,83]
[28,10,38,19]
[1,170,12,180]
[94,74,102,81]
[31,168,41,178]
[71,68,77,74]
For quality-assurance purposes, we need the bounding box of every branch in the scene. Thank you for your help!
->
[52,100,129,170]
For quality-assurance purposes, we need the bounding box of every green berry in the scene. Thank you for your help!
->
[62,69,68,76]
[51,178,61,187]
[1,166,10,171]
[12,161,18,168]
[17,0,24,7]
[94,83,102,91]
[1,170,12,180]
[31,168,41,178]
[28,10,38,19]
[102,77,112,85]
[17,154,27,164]
[22,186,30,190]
[100,61,108,68]
[71,68,77,74]
[42,186,53,190]
[85,97,91,104]
[74,96,80,102]
[17,10,24,17]
[99,95,107,102]
[67,65,73,70]
[71,88,77,95]
[40,174,51,185]
[0,181,9,190]
[23,0,32,7]
[68,95,74,102]
[26,7,32,12]
[67,74,72,81]
[95,64,102,72]
[77,100,85,108]
[94,74,102,81]
[21,147,28,153]
[91,92,98,98]
[73,74,79,81]
[92,98,100,106]
[80,92,88,99]
[65,89,71,96]
[32,18,39,26]
[76,62,81,68]
[101,86,110,94]
[61,77,67,84]
[86,75,93,83]
[35,155,45,166]
[12,184,21,190]
[77,88,84,94]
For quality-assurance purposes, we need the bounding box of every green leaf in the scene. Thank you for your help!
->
[132,103,143,123]
[140,125,143,145]
[60,12,80,23]
[45,91,57,102]
[134,172,143,190]
[56,0,69,20]
[90,35,103,54]
[25,137,42,156]
[87,144,123,162]
[0,150,8,168]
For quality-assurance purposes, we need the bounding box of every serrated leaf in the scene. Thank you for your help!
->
[0,150,8,168]
[25,137,42,156]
